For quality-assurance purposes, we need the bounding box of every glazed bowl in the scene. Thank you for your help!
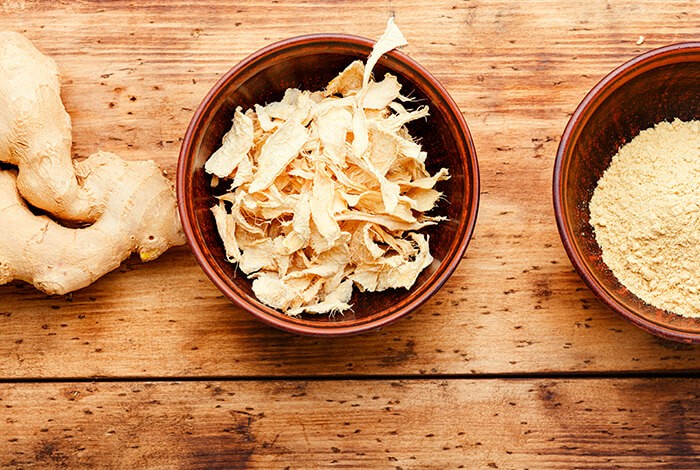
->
[177,34,480,336]
[554,42,700,342]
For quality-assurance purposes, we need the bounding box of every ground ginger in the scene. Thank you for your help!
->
[590,119,700,317]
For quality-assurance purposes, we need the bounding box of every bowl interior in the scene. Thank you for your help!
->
[556,43,700,340]
[179,36,478,334]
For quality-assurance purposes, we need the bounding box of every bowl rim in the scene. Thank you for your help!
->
[177,33,480,336]
[553,41,700,343]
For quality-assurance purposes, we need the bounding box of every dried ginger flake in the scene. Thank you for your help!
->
[205,19,450,316]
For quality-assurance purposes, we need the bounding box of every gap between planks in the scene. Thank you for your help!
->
[1,370,700,384]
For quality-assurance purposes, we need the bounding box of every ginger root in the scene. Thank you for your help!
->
[0,32,184,295]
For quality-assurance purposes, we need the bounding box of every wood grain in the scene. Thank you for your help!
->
[2,378,699,468]
[0,0,699,379]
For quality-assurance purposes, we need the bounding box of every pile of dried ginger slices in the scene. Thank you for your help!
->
[205,20,450,316]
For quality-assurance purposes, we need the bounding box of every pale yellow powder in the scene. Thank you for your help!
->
[590,119,700,317]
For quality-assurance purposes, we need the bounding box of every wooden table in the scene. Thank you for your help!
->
[1,1,698,467]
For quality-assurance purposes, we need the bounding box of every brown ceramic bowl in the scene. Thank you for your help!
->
[177,34,479,336]
[554,42,700,343]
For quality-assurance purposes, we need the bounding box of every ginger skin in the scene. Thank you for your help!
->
[0,31,102,222]
[0,32,184,295]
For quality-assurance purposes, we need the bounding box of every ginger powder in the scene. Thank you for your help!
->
[590,119,700,317]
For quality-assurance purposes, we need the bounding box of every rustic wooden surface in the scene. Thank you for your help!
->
[1,0,699,467]
[3,379,700,469]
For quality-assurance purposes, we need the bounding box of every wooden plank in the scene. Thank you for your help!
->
[1,247,698,378]
[1,1,699,378]
[1,378,699,468]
